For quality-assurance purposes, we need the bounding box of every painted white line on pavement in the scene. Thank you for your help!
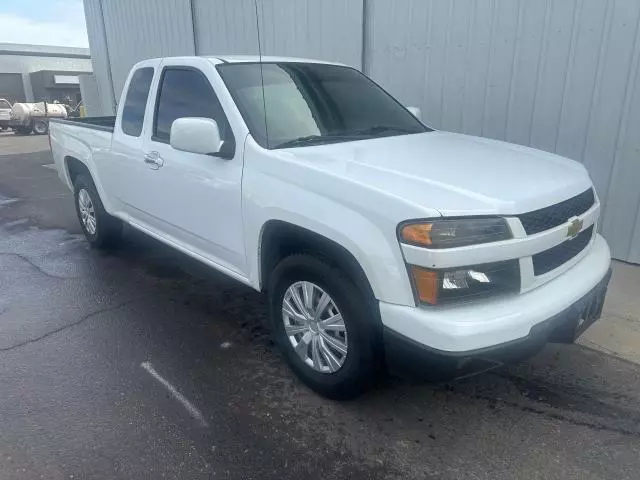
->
[42,164,57,171]
[141,361,208,427]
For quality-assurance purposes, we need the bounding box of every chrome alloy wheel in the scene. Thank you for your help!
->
[282,281,348,373]
[78,188,97,235]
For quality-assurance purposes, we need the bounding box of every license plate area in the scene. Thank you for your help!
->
[573,288,606,339]
[548,270,611,344]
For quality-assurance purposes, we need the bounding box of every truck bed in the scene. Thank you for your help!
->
[49,116,116,133]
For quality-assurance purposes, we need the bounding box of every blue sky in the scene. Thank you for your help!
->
[0,0,88,48]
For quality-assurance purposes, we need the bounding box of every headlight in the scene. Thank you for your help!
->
[409,261,520,305]
[400,218,512,249]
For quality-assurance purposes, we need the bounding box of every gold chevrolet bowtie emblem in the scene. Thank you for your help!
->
[567,217,583,238]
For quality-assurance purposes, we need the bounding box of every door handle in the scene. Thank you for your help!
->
[144,151,164,169]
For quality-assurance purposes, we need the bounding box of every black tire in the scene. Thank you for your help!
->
[33,119,48,135]
[14,127,30,135]
[73,174,122,248]
[268,254,379,400]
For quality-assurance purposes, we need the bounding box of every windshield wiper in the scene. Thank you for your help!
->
[344,125,417,136]
[274,134,354,149]
[273,126,417,149]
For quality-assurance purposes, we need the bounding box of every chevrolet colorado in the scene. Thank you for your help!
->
[49,56,611,399]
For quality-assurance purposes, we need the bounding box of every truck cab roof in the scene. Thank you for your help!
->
[208,55,345,66]
[137,55,346,67]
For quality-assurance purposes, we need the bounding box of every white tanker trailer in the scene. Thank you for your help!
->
[10,102,68,135]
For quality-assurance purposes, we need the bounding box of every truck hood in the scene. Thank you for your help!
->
[279,131,593,216]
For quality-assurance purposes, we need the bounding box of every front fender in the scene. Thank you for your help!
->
[244,175,416,306]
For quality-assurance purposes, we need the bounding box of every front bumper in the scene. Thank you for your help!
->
[381,235,612,378]
[384,268,611,380]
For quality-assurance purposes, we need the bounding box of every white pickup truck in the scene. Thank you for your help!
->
[50,56,611,399]
[0,98,11,130]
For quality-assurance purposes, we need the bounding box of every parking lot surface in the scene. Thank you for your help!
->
[1,133,640,479]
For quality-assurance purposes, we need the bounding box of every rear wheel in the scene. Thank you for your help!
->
[32,119,48,135]
[268,254,379,399]
[14,126,31,135]
[73,174,122,248]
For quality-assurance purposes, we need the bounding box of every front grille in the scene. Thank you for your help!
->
[533,226,594,276]
[518,189,595,235]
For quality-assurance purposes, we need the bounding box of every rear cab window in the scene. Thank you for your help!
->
[121,67,154,137]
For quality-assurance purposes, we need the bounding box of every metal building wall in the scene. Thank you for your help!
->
[84,0,364,107]
[0,51,91,103]
[83,0,117,114]
[192,0,259,56]
[193,0,363,67]
[101,0,196,99]
[79,74,102,117]
[258,0,363,67]
[0,73,26,103]
[365,0,640,263]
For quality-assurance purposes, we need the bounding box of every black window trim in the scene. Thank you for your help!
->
[151,65,236,159]
[120,66,154,138]
[215,61,433,150]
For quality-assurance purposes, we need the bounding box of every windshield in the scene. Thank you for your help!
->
[217,62,430,149]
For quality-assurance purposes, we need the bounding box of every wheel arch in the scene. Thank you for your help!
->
[259,220,377,308]
[65,155,92,186]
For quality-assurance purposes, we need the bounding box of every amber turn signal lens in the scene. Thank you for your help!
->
[401,223,433,246]
[410,266,439,305]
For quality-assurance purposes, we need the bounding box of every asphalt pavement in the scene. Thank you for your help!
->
[1,132,640,480]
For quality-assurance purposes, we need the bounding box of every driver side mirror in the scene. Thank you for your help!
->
[407,106,421,120]
[170,117,222,155]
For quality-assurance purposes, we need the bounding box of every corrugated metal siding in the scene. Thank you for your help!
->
[83,0,116,114]
[258,0,363,67]
[101,0,195,100]
[79,74,102,117]
[195,0,363,67]
[193,0,259,56]
[366,0,640,263]
[602,4,640,262]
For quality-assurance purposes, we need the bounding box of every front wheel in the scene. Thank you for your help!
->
[73,174,122,248]
[268,254,379,400]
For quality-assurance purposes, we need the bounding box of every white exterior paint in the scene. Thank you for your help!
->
[82,0,640,263]
[382,236,610,352]
[48,57,611,353]
[0,99,10,124]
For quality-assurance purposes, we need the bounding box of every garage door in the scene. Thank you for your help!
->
[0,73,26,103]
